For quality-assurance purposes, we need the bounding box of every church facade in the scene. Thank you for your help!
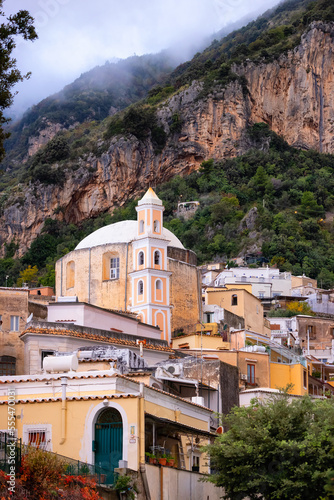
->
[55,189,200,342]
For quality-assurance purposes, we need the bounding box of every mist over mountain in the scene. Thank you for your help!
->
[6,0,282,119]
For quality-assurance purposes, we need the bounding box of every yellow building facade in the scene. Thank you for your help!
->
[55,189,200,343]
[0,372,212,475]
[205,287,269,336]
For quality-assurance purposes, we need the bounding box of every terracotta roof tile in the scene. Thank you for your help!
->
[20,327,174,352]
[0,372,211,411]
[0,394,137,405]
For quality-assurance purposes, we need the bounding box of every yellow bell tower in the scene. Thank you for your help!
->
[130,188,171,342]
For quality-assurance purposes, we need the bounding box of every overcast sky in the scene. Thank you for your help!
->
[5,0,281,118]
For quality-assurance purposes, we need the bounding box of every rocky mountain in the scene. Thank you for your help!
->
[0,0,333,258]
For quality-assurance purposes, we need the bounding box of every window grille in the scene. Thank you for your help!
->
[138,281,144,295]
[0,356,16,376]
[154,251,161,265]
[28,430,47,450]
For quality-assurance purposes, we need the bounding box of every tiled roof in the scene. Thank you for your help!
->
[0,394,137,405]
[0,372,211,411]
[20,326,174,352]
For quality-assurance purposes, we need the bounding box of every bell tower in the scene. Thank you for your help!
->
[130,188,171,343]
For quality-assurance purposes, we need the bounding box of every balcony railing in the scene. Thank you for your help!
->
[0,431,113,485]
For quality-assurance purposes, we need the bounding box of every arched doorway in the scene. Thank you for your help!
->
[94,407,123,482]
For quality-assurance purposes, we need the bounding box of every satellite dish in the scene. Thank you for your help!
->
[167,366,175,374]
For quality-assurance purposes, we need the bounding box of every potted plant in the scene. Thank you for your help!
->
[158,453,168,466]
[166,456,175,467]
[114,474,139,499]
[145,452,157,465]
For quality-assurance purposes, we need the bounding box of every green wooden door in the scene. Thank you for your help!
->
[94,408,123,484]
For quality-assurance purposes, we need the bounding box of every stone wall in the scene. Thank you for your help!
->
[0,289,29,375]
[183,359,239,415]
[168,260,200,335]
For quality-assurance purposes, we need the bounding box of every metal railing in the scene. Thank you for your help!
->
[0,431,113,485]
[0,432,22,474]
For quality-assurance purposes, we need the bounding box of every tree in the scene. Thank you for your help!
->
[17,264,38,287]
[286,300,314,316]
[0,1,37,161]
[205,392,334,500]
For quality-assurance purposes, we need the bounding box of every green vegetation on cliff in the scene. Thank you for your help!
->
[2,124,334,289]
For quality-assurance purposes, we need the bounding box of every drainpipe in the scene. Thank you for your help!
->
[88,248,91,304]
[138,383,153,496]
[139,383,145,465]
[60,258,63,296]
[60,377,67,445]
[124,243,129,311]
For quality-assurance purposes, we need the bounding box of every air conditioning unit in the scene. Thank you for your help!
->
[240,374,247,381]
[165,364,182,376]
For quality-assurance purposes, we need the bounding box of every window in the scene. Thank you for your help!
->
[41,350,55,368]
[138,280,144,296]
[154,250,161,266]
[139,220,144,233]
[231,294,238,306]
[66,260,75,289]
[205,313,213,323]
[307,325,316,338]
[0,356,16,376]
[10,316,19,331]
[28,430,47,449]
[259,292,264,299]
[138,251,144,266]
[303,370,307,389]
[23,424,52,451]
[153,220,160,232]
[247,364,255,385]
[110,257,120,279]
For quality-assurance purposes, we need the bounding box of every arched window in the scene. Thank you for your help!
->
[155,279,163,301]
[110,257,120,279]
[139,220,144,233]
[97,408,122,424]
[138,280,144,296]
[66,261,75,289]
[138,251,144,266]
[231,294,238,306]
[154,250,161,266]
[0,356,16,376]
[153,220,160,233]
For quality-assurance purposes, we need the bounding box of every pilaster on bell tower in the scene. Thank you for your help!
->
[130,187,172,343]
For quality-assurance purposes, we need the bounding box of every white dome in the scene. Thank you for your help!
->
[75,220,185,250]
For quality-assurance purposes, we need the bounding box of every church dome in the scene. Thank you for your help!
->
[75,220,185,250]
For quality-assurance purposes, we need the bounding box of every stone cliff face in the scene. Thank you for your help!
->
[2,22,334,255]
[242,21,334,154]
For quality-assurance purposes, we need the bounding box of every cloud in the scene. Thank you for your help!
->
[5,0,281,117]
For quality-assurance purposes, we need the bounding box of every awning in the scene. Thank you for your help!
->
[145,413,216,438]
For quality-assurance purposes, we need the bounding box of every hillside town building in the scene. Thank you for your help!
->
[55,189,200,343]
